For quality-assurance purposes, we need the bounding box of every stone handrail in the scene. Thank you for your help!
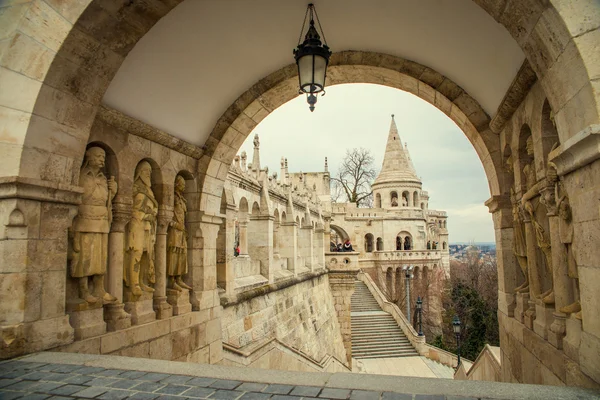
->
[357,271,425,351]
[222,337,351,373]
[454,344,501,381]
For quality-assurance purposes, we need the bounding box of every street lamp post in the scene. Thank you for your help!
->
[403,265,413,322]
[416,296,423,336]
[452,315,462,368]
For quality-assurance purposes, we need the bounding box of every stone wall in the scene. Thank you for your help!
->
[491,76,600,388]
[220,273,347,367]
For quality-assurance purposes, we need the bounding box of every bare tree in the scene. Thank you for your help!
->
[331,148,378,207]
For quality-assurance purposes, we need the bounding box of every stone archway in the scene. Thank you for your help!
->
[1,1,600,386]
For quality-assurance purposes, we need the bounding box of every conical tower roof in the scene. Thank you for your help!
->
[373,115,421,186]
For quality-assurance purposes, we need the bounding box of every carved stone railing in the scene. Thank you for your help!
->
[222,337,351,373]
[454,344,501,381]
[366,250,442,263]
[325,251,361,271]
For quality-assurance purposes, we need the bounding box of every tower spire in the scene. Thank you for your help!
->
[372,115,420,186]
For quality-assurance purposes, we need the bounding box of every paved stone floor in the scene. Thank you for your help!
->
[0,353,597,400]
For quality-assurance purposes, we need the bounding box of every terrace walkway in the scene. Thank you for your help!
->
[0,353,598,400]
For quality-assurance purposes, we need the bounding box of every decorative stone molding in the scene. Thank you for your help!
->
[0,177,83,205]
[98,106,204,159]
[489,60,538,134]
[549,124,600,177]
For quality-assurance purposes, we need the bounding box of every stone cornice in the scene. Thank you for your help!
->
[0,176,83,205]
[489,60,537,134]
[484,194,511,213]
[98,106,204,159]
[549,124,600,177]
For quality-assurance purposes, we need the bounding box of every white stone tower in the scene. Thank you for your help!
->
[371,115,424,210]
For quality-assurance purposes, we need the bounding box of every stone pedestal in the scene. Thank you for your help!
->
[564,316,582,363]
[124,293,156,325]
[524,300,536,330]
[533,301,555,339]
[167,289,192,315]
[104,303,131,332]
[153,296,173,320]
[515,292,529,324]
[68,307,106,340]
[548,312,567,349]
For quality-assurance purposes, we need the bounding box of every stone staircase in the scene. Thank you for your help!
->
[351,281,419,359]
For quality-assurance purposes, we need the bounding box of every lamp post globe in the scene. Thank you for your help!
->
[452,315,462,368]
[294,4,332,112]
[452,315,461,334]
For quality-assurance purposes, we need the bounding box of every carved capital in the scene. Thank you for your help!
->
[111,201,132,232]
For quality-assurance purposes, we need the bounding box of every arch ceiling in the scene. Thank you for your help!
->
[103,0,524,146]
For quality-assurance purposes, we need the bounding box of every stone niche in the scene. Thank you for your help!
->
[56,108,223,363]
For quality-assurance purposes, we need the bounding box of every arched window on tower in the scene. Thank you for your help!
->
[443,241,447,250]
[364,234,374,253]
[376,237,383,251]
[390,191,398,207]
[375,193,382,208]
[402,191,410,207]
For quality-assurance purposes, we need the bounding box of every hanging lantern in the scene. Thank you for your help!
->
[293,3,332,112]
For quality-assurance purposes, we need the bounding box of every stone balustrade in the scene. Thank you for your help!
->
[367,250,442,263]
[325,252,361,271]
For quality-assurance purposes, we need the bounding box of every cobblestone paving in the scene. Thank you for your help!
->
[0,360,477,400]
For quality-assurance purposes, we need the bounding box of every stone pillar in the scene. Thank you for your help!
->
[248,215,274,282]
[280,221,298,274]
[154,208,173,319]
[329,270,358,368]
[315,226,326,268]
[485,195,517,317]
[0,180,78,359]
[301,224,314,272]
[104,200,132,331]
[238,220,248,256]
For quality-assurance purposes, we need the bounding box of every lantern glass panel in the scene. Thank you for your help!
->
[313,54,327,89]
[298,55,315,92]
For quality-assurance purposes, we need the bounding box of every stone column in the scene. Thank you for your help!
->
[329,270,358,368]
[104,200,132,331]
[154,208,173,319]
[523,213,540,329]
[485,195,517,318]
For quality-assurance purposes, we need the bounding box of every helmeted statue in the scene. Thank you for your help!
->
[167,175,192,291]
[125,161,158,297]
[70,146,118,304]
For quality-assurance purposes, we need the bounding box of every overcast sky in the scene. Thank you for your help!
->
[239,83,494,243]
